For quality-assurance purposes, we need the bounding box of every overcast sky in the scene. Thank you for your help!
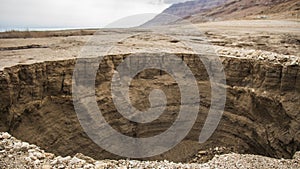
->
[0,0,189,30]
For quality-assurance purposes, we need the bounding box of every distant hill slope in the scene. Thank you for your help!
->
[187,0,300,22]
[142,0,228,26]
[143,0,300,26]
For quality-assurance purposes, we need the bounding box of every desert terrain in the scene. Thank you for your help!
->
[0,17,299,168]
[0,20,298,69]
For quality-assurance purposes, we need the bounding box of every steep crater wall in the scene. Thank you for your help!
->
[0,53,299,162]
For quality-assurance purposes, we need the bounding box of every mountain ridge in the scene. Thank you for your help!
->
[142,0,228,26]
[143,0,299,26]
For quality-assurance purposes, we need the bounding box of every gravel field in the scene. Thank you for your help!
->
[1,132,299,169]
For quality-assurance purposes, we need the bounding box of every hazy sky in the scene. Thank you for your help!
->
[0,0,190,29]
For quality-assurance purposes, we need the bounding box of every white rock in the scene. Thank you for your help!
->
[55,156,62,160]
[70,156,81,164]
[258,56,264,60]
[42,164,51,169]
[293,151,300,160]
[28,149,36,153]
[29,144,37,149]
[50,159,58,165]
[84,164,95,169]
[2,133,11,139]
[95,161,108,169]
[33,159,40,166]
[29,153,37,160]
[34,151,45,159]
[269,55,276,61]
[57,164,65,169]
[45,152,55,159]
[13,142,22,149]
[61,156,71,163]
[118,166,127,169]
[24,157,32,163]
[290,60,298,65]
[21,142,30,149]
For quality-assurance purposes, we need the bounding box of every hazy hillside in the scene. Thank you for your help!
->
[186,0,300,22]
[142,0,228,26]
[143,0,300,26]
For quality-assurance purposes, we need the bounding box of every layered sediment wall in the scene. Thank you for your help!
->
[0,53,299,162]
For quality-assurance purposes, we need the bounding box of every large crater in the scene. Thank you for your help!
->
[0,53,299,162]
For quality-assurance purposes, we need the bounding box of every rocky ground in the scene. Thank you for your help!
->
[215,46,299,65]
[1,132,300,169]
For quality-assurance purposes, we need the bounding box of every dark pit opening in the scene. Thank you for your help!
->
[0,53,299,163]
